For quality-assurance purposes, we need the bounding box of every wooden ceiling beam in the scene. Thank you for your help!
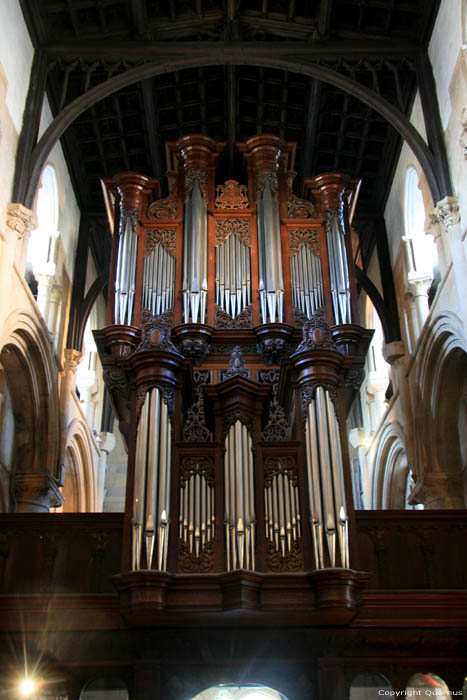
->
[300,78,321,182]
[43,39,421,61]
[141,79,163,178]
[130,0,150,39]
[318,0,333,37]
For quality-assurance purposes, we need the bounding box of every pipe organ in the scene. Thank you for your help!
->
[97,134,373,621]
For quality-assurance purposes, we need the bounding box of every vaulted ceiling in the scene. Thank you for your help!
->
[20,0,441,273]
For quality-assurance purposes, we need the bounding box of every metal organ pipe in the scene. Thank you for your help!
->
[304,387,350,569]
[132,387,172,571]
[224,421,256,570]
[142,242,175,316]
[264,467,302,560]
[326,209,351,324]
[182,178,208,324]
[114,215,138,325]
[257,179,284,324]
[290,243,324,320]
[215,233,251,319]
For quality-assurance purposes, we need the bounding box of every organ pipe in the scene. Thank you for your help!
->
[304,386,349,569]
[290,243,324,319]
[182,178,208,324]
[224,420,256,570]
[215,233,251,318]
[257,178,284,324]
[114,214,138,325]
[326,209,351,325]
[264,470,301,557]
[142,243,175,316]
[132,387,172,571]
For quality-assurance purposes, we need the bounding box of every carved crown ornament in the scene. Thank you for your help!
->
[295,310,338,354]
[215,180,249,209]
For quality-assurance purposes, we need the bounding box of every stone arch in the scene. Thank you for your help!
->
[64,419,98,512]
[372,421,410,509]
[24,53,443,209]
[412,311,467,507]
[0,309,61,511]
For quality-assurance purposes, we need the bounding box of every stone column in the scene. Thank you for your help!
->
[348,427,371,508]
[96,431,116,511]
[426,212,448,277]
[13,473,63,513]
[408,472,465,509]
[0,204,37,343]
[435,196,466,324]
[408,275,432,333]
[58,349,83,483]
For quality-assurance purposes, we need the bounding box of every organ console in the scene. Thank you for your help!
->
[95,134,373,625]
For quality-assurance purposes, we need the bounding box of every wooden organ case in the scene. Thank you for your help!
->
[95,134,374,626]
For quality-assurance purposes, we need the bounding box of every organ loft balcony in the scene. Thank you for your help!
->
[92,134,376,626]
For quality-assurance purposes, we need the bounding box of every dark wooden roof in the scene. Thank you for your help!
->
[20,0,441,271]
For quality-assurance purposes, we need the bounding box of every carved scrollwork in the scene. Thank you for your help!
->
[185,167,209,201]
[258,369,290,441]
[180,338,210,366]
[147,192,177,220]
[287,195,317,219]
[103,366,129,400]
[215,305,252,329]
[180,456,215,486]
[135,382,175,422]
[137,309,177,353]
[6,203,38,240]
[215,180,249,209]
[266,539,304,572]
[183,370,212,442]
[215,217,250,246]
[288,228,320,256]
[301,383,337,416]
[220,346,250,381]
[256,338,286,366]
[324,206,344,235]
[262,402,290,441]
[264,455,298,486]
[120,207,139,234]
[293,307,309,330]
[178,539,214,573]
[285,171,317,219]
[295,310,338,353]
[255,169,278,200]
[145,228,176,257]
[223,411,255,437]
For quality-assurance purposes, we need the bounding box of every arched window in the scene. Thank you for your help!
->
[406,672,451,699]
[404,167,436,278]
[402,167,438,349]
[29,164,59,274]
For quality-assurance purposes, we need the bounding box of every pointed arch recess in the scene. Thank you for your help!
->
[25,53,441,209]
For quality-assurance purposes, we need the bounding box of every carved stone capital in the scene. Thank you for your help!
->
[382,340,405,365]
[14,473,64,512]
[434,196,460,231]
[407,275,432,297]
[425,212,442,241]
[63,348,83,374]
[408,472,465,509]
[6,203,38,240]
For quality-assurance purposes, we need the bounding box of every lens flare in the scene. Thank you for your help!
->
[20,678,36,696]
